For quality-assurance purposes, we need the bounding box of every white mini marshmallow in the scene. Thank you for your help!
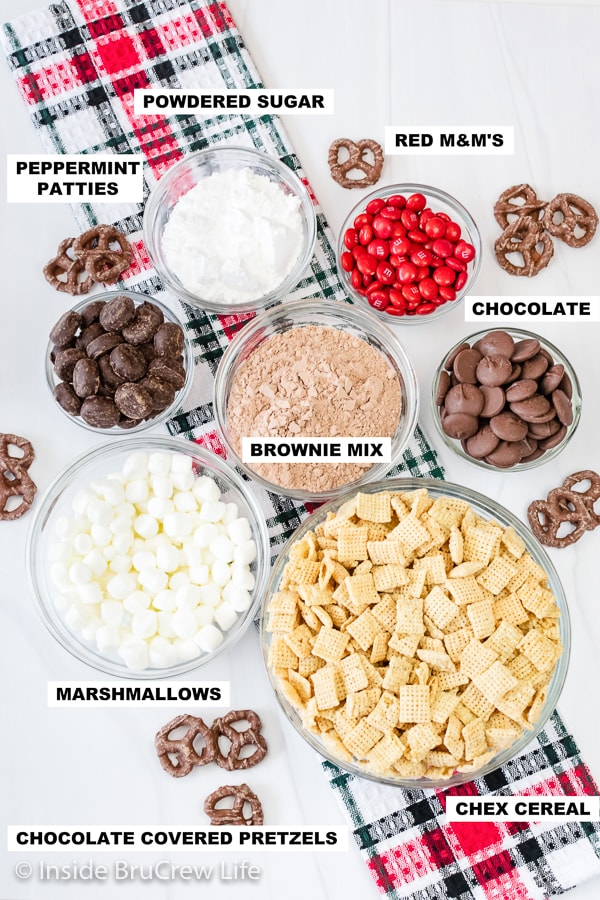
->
[51,562,71,590]
[209,534,234,563]
[152,475,174,499]
[172,608,198,639]
[214,601,238,631]
[55,515,77,539]
[132,550,157,572]
[153,590,177,612]
[222,502,239,524]
[157,612,177,638]
[73,533,93,556]
[131,609,157,639]
[198,583,221,607]
[109,554,133,575]
[134,514,158,538]
[173,639,201,662]
[195,624,223,653]
[211,560,231,587]
[192,476,221,503]
[101,600,125,626]
[164,512,193,539]
[155,544,180,573]
[223,584,252,612]
[172,471,195,492]
[176,583,202,609]
[122,452,148,480]
[102,545,117,561]
[123,590,152,613]
[81,617,100,642]
[118,637,149,671]
[192,523,219,547]
[198,500,226,523]
[182,541,203,568]
[233,540,257,567]
[96,479,125,506]
[91,525,112,547]
[77,582,103,606]
[171,454,193,475]
[107,572,137,600]
[195,606,214,626]
[110,514,135,536]
[72,490,96,516]
[115,502,136,519]
[112,532,134,554]
[87,500,113,527]
[69,562,92,586]
[65,603,87,630]
[169,571,190,591]
[96,625,121,653]
[189,565,210,585]
[138,567,168,594]
[149,636,178,668]
[173,490,197,512]
[147,496,175,519]
[125,479,149,504]
[83,549,108,578]
[227,516,252,545]
[148,452,172,475]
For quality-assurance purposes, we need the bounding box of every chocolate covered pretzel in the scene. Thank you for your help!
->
[328,138,383,189]
[527,470,600,548]
[154,714,217,777]
[43,238,95,296]
[543,193,598,248]
[212,709,268,771]
[204,784,264,825]
[0,434,37,521]
[494,216,554,277]
[73,225,132,283]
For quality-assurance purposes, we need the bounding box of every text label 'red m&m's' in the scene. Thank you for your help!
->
[384,126,514,155]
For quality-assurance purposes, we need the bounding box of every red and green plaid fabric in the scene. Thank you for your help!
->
[4,2,600,898]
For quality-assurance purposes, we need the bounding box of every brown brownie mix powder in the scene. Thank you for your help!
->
[226,325,402,492]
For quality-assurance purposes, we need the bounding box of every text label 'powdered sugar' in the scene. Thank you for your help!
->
[384,126,514,155]
[48,682,229,708]
[241,438,391,464]
[465,296,599,323]
[134,90,334,115]
[446,796,599,822]
[7,154,144,202]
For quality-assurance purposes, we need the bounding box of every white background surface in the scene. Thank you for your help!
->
[1,0,600,898]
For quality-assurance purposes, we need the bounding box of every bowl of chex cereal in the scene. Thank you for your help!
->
[261,479,570,787]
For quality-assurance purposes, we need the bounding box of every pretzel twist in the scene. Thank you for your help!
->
[328,138,383,189]
[0,434,37,521]
[73,225,133,283]
[43,237,95,296]
[494,215,554,277]
[154,714,217,777]
[212,709,268,771]
[543,193,598,248]
[204,783,264,825]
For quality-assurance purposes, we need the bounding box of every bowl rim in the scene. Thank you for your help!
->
[213,297,420,502]
[260,475,571,788]
[143,145,318,314]
[337,181,482,325]
[26,435,270,678]
[46,290,194,435]
[431,326,582,472]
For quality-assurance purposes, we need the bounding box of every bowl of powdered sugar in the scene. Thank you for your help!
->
[214,299,419,501]
[143,147,317,313]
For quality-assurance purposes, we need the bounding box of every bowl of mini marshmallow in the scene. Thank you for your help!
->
[27,437,269,677]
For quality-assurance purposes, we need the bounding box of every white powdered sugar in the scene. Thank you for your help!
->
[162,167,304,303]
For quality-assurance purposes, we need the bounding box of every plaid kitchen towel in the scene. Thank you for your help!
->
[3,2,600,899]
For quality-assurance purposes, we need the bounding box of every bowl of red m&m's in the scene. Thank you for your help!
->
[337,184,482,322]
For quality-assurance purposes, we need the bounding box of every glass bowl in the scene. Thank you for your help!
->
[143,146,317,314]
[432,328,582,471]
[46,291,193,434]
[27,436,270,678]
[260,477,570,788]
[213,298,419,502]
[337,183,481,323]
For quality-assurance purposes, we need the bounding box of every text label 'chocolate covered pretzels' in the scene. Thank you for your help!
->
[528,471,600,548]
[0,434,37,521]
[204,783,264,826]
[328,138,383,189]
[155,710,268,777]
